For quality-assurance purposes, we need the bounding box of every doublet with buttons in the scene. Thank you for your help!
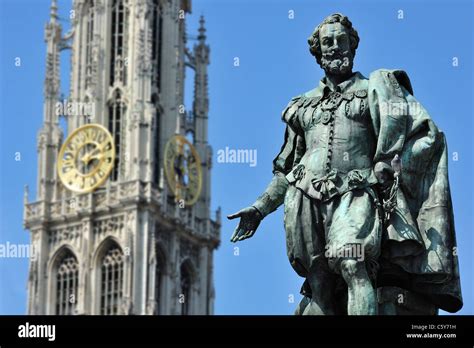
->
[256,72,384,279]
[282,72,378,201]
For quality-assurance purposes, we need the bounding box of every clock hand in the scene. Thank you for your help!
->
[81,143,105,164]
[81,150,103,166]
[89,153,104,161]
[81,152,92,165]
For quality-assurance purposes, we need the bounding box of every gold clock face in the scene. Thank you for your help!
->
[164,135,202,206]
[57,124,115,193]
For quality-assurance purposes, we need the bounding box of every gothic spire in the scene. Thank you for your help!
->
[36,0,63,202]
[193,15,209,122]
[44,0,61,104]
[49,0,58,23]
[197,16,206,43]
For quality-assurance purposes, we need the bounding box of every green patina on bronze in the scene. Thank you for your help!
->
[227,13,462,315]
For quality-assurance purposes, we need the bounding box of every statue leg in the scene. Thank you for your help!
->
[294,295,311,315]
[322,189,382,315]
[284,185,339,315]
[303,260,338,315]
[340,259,377,315]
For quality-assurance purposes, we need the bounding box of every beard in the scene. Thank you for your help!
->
[320,49,354,76]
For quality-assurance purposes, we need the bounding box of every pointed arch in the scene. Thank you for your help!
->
[154,243,167,314]
[109,0,128,86]
[49,246,79,315]
[94,237,124,315]
[150,0,163,91]
[179,259,196,315]
[107,89,126,181]
[84,0,95,90]
[151,93,162,186]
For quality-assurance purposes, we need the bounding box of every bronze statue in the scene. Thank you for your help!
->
[228,13,462,315]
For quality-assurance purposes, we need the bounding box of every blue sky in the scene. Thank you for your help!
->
[0,0,472,315]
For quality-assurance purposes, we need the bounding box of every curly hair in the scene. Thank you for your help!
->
[308,13,360,65]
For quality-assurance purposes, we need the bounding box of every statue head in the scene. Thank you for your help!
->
[308,13,359,76]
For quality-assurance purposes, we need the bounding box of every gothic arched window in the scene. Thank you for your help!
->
[151,94,161,186]
[108,90,125,181]
[179,262,193,315]
[84,0,95,89]
[55,251,79,315]
[100,244,124,315]
[151,0,163,91]
[110,0,127,85]
[154,246,166,314]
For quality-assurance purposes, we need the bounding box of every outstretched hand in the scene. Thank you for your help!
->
[227,206,263,243]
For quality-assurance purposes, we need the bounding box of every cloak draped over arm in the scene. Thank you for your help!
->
[368,69,462,312]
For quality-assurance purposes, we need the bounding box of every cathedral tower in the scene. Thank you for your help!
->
[23,0,220,315]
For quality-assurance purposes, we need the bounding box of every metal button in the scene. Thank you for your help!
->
[321,111,332,124]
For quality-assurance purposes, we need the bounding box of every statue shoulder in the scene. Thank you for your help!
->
[369,68,414,95]
[280,94,310,134]
[281,88,324,125]
[281,95,302,124]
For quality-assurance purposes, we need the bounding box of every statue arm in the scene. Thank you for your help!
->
[252,125,305,218]
[228,98,304,242]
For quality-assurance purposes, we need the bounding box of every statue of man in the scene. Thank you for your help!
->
[228,13,462,315]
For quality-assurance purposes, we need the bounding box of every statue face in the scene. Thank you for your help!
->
[319,22,354,76]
